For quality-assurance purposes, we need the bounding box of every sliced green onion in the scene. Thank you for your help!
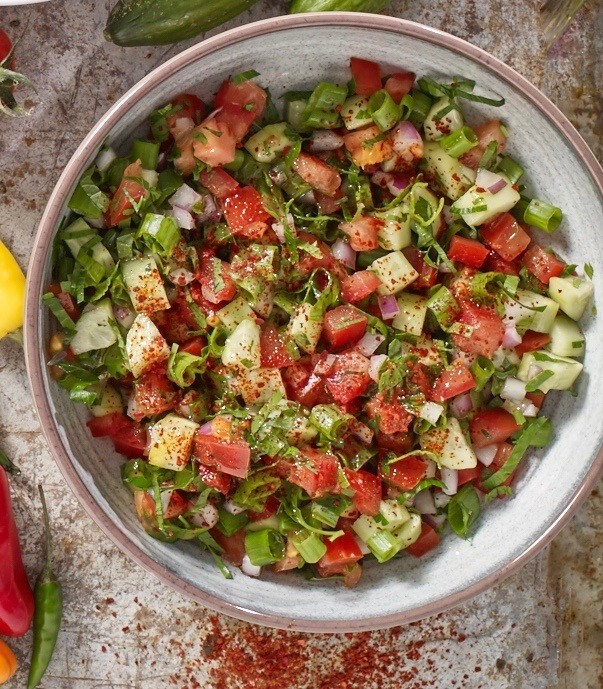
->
[308,404,350,441]
[310,495,351,528]
[478,140,499,170]
[425,285,459,330]
[301,109,341,129]
[76,237,105,284]
[439,126,478,158]
[417,76,449,98]
[399,93,414,121]
[42,293,76,333]
[290,530,327,564]
[408,90,433,127]
[105,157,130,189]
[306,81,348,112]
[138,213,181,256]
[223,149,246,172]
[470,355,495,391]
[131,139,160,170]
[244,528,286,566]
[367,89,401,132]
[515,197,563,233]
[68,167,110,219]
[217,508,249,537]
[233,69,260,84]
[116,232,135,260]
[367,529,400,563]
[496,155,524,184]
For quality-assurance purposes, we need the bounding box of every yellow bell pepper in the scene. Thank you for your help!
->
[0,639,18,684]
[0,239,25,339]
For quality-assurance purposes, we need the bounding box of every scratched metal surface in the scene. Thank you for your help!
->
[0,1,601,687]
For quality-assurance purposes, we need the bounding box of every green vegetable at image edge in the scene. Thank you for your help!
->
[105,0,388,46]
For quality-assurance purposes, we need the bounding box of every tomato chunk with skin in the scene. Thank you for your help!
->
[282,362,326,408]
[317,532,363,577]
[199,167,239,199]
[406,522,440,557]
[451,302,504,358]
[403,246,438,291]
[447,235,489,269]
[431,360,476,403]
[380,455,428,491]
[343,125,393,168]
[292,153,342,197]
[222,186,271,238]
[131,369,179,420]
[344,468,382,516]
[384,71,415,103]
[521,245,566,285]
[194,434,251,479]
[288,449,339,498]
[366,394,413,435]
[323,305,368,349]
[515,330,551,357]
[459,119,506,169]
[87,414,147,458]
[197,254,237,304]
[260,325,296,369]
[214,79,267,138]
[191,118,237,167]
[106,161,147,227]
[211,527,245,565]
[480,213,531,261]
[339,216,383,251]
[470,408,521,449]
[350,57,382,97]
[198,465,232,494]
[166,93,206,128]
[341,270,382,303]
[483,250,520,276]
[325,350,371,404]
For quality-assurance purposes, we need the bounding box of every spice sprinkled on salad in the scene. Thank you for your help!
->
[44,58,593,586]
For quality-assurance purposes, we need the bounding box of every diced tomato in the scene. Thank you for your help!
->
[323,305,368,350]
[367,394,413,435]
[457,466,481,486]
[247,495,280,522]
[48,283,79,321]
[211,527,246,565]
[214,102,257,143]
[179,336,206,357]
[198,465,232,494]
[350,57,382,97]
[526,391,546,408]
[316,532,363,577]
[112,424,148,459]
[383,71,415,103]
[315,189,344,215]
[447,235,489,268]
[470,408,521,449]
[106,161,147,227]
[521,245,566,285]
[380,455,427,491]
[131,369,179,420]
[402,246,438,291]
[282,363,326,408]
[87,412,130,438]
[451,302,504,358]
[194,434,251,479]
[222,186,271,238]
[166,93,206,127]
[431,360,476,403]
[214,79,267,132]
[260,325,296,369]
[288,448,339,498]
[483,250,520,276]
[480,213,531,261]
[339,215,383,251]
[341,270,382,303]
[197,254,237,304]
[343,125,393,169]
[294,232,344,279]
[191,117,237,167]
[325,350,371,404]
[163,491,189,520]
[344,468,382,516]
[515,330,551,357]
[459,119,507,169]
[292,153,341,197]
[406,522,440,557]
[377,432,414,455]
[199,167,239,199]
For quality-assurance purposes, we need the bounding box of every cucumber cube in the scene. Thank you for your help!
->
[245,123,295,163]
[341,95,373,131]
[216,296,255,333]
[420,417,477,469]
[221,318,261,370]
[393,512,423,550]
[503,288,559,334]
[548,276,594,321]
[548,314,585,358]
[237,367,286,406]
[122,256,170,314]
[148,413,199,471]
[451,182,520,227]
[423,97,464,141]
[125,313,170,378]
[70,299,117,355]
[517,350,583,392]
[378,500,410,531]
[376,205,412,251]
[288,302,322,353]
[392,292,428,336]
[421,141,475,201]
[370,251,419,295]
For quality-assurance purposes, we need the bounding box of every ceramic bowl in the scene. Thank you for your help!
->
[25,13,603,632]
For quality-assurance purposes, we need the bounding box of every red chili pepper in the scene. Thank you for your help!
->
[0,449,34,637]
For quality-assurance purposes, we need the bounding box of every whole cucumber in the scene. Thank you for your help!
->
[290,0,388,12]
[105,0,262,46]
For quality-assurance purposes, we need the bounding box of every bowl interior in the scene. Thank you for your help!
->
[27,16,603,632]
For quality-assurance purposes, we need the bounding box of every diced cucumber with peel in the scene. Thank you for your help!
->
[370,251,419,295]
[367,530,401,563]
[288,302,322,353]
[517,350,583,392]
[548,314,585,358]
[352,515,380,544]
[375,204,412,251]
[411,185,445,236]
[378,500,410,531]
[392,292,428,336]
[63,218,115,274]
[122,256,170,314]
[548,276,594,321]
[341,95,373,131]
[423,97,464,141]
[221,318,261,370]
[148,413,199,472]
[393,512,423,550]
[237,368,286,406]
[396,336,443,366]
[245,123,296,163]
[70,299,117,355]
[285,99,308,132]
[421,142,476,200]
[451,181,520,226]
[503,288,559,334]
[125,313,170,378]
[216,296,255,333]
[420,417,478,469]
[90,383,123,417]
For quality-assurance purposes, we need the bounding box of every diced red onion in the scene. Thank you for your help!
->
[331,238,356,269]
[168,206,195,230]
[413,489,437,515]
[191,504,219,529]
[241,554,262,577]
[502,324,522,348]
[371,171,413,197]
[297,190,316,205]
[96,147,118,172]
[308,129,344,152]
[169,183,202,212]
[168,266,195,286]
[391,121,424,164]
[349,419,374,445]
[450,393,473,418]
[195,194,220,223]
[520,402,539,417]
[475,168,507,194]
[114,305,135,329]
[171,116,194,140]
[476,444,498,467]
[357,332,384,357]
[272,213,296,244]
[268,168,287,186]
[354,535,371,556]
[369,354,388,382]
[419,401,444,425]
[198,420,214,436]
[500,376,527,401]
[378,295,400,320]
[425,513,448,529]
[433,492,451,509]
[127,394,144,422]
[441,467,458,496]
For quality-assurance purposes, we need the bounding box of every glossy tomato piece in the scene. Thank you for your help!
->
[222,186,271,238]
[214,80,267,130]
[292,153,342,197]
[0,29,12,63]
[282,363,326,408]
[199,167,239,199]
[260,325,296,369]
[211,527,246,565]
[431,360,476,403]
[194,434,251,479]
[480,213,531,261]
[325,350,371,404]
[377,431,414,455]
[521,245,566,285]
[451,302,504,358]
[323,305,368,350]
[316,532,363,577]
[515,330,551,357]
[447,235,489,269]
[344,468,382,516]
[367,394,413,435]
[131,369,179,420]
[167,93,206,127]
[339,215,383,251]
[341,270,382,303]
[87,412,130,438]
[197,254,237,305]
[247,495,280,522]
[483,250,520,276]
[380,455,428,491]
[459,119,506,169]
[191,118,237,167]
[198,465,232,495]
[405,522,440,557]
[288,449,339,498]
[383,71,415,103]
[457,466,481,486]
[470,408,521,448]
[112,423,148,459]
[106,161,147,226]
[163,491,189,520]
[403,246,438,291]
[179,336,206,357]
[315,189,344,215]
[350,57,382,97]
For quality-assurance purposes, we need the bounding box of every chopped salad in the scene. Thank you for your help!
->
[45,58,593,585]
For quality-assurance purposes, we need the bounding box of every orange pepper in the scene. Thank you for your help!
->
[0,639,18,684]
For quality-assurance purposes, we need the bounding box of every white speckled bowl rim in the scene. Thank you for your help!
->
[25,13,603,632]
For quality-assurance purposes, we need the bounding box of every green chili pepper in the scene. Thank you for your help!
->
[27,486,63,689]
